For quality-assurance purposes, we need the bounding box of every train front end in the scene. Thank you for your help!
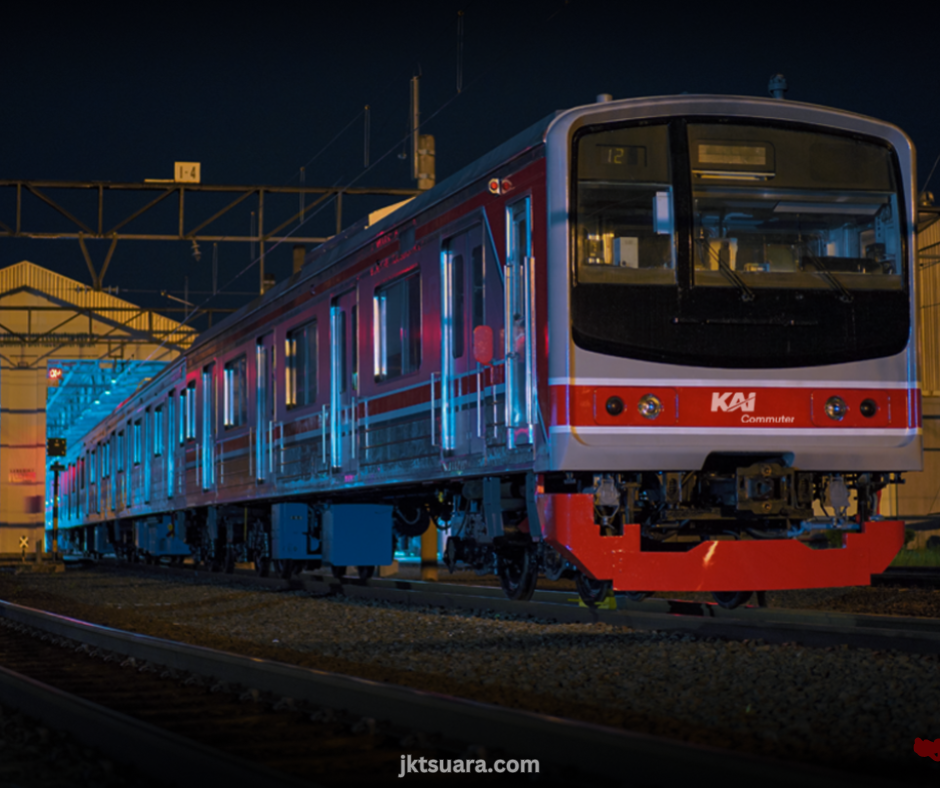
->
[540,96,919,600]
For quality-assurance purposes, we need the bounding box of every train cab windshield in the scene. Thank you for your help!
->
[575,124,677,285]
[571,118,909,368]
[688,124,902,293]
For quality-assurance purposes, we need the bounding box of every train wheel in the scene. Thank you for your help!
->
[497,546,538,602]
[357,565,375,581]
[575,572,612,607]
[273,559,296,579]
[711,591,753,609]
[540,544,568,582]
[623,591,652,602]
[443,537,460,573]
[331,565,348,579]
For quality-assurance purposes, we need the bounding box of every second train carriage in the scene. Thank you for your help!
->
[57,93,920,606]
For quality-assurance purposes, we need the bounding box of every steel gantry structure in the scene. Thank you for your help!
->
[0,180,421,292]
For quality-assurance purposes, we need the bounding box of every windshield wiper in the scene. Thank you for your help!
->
[697,239,755,302]
[799,245,854,304]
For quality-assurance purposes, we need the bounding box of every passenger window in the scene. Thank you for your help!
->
[154,406,164,456]
[133,420,142,465]
[183,382,197,441]
[471,245,484,331]
[286,321,318,408]
[452,254,465,358]
[223,355,248,427]
[373,271,421,380]
[179,389,186,444]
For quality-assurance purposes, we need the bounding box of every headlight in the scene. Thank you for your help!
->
[824,396,848,421]
[860,398,878,418]
[605,396,624,416]
[637,394,663,420]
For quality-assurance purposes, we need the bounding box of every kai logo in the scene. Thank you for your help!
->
[711,392,756,413]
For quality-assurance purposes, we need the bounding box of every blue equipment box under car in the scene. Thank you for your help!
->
[136,516,188,556]
[322,504,393,567]
[271,503,321,559]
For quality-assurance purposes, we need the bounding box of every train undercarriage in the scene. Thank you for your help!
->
[60,455,903,610]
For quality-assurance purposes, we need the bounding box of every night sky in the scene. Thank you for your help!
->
[3,2,938,328]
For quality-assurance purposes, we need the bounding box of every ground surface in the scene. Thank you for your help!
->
[1,566,939,785]
[410,562,940,618]
[0,700,154,788]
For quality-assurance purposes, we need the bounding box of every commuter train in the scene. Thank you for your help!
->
[56,93,920,607]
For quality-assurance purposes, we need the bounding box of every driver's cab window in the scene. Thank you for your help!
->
[575,123,675,284]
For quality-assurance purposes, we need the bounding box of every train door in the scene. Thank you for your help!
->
[166,393,175,500]
[115,430,122,509]
[201,364,216,491]
[255,333,276,483]
[183,380,198,493]
[330,290,358,473]
[505,198,535,449]
[90,447,99,514]
[144,408,153,504]
[441,224,491,457]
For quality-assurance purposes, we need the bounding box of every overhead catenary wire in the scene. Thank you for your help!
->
[364,106,371,168]
[456,10,465,93]
[154,88,469,350]
[921,150,940,198]
[139,0,576,363]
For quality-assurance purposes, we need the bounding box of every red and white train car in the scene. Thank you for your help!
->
[59,94,919,606]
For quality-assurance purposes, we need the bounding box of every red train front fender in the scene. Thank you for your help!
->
[538,493,905,592]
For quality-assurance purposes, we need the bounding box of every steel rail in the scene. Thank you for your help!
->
[872,566,940,588]
[0,659,314,788]
[0,598,912,788]
[93,559,940,653]
[313,573,940,655]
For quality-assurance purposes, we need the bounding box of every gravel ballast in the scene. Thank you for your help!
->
[1,566,938,784]
[0,701,153,788]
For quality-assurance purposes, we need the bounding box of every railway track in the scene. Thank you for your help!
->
[872,566,940,588]
[0,598,920,788]
[93,558,940,656]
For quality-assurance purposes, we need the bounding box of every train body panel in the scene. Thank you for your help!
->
[55,94,921,602]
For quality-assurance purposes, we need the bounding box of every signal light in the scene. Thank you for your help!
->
[825,396,848,421]
[605,396,624,416]
[637,394,663,420]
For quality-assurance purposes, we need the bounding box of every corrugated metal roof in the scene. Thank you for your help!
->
[0,260,197,346]
[0,260,198,452]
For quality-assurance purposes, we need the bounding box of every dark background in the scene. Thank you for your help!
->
[2,1,937,328]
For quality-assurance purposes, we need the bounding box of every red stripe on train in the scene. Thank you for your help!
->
[549,385,917,429]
